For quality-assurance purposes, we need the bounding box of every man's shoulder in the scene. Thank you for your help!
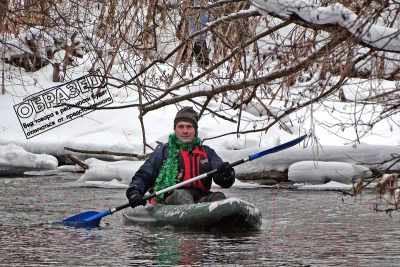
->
[155,143,169,154]
[200,144,216,154]
[147,143,169,159]
[199,144,222,163]
[159,143,169,149]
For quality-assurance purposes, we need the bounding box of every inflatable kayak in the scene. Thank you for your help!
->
[122,198,262,230]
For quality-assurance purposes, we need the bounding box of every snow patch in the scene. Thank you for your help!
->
[58,165,85,172]
[252,0,400,52]
[296,181,353,190]
[289,161,357,184]
[76,158,142,184]
[0,144,57,175]
[83,179,129,189]
[208,197,242,212]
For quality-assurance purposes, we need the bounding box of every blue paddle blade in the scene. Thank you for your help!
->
[62,210,110,227]
[249,134,307,161]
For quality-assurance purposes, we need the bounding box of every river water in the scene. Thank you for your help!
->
[1,170,400,266]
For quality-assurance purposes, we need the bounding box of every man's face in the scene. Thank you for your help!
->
[174,121,196,143]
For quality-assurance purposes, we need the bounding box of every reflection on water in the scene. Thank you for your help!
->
[1,170,400,266]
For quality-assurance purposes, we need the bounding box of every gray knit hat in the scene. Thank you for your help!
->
[174,107,199,130]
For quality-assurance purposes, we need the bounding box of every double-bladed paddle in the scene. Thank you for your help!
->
[62,134,307,227]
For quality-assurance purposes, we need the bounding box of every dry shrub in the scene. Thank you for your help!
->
[349,178,364,197]
[375,173,399,204]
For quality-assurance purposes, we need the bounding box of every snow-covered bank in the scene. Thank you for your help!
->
[0,144,57,175]
[72,158,272,188]
[288,161,372,184]
[296,181,353,190]
[73,143,396,189]
[217,144,400,175]
[0,10,399,187]
[1,56,399,160]
[76,158,143,184]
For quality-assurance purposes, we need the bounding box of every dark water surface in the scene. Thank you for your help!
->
[1,170,400,266]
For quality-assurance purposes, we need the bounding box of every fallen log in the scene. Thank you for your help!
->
[64,147,151,160]
[66,154,89,170]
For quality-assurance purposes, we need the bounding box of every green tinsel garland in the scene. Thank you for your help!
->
[153,133,202,202]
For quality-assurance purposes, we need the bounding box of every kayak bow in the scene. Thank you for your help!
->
[122,197,262,230]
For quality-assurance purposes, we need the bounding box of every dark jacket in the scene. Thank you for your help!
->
[126,143,235,198]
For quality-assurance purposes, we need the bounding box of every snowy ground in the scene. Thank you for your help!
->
[1,49,399,190]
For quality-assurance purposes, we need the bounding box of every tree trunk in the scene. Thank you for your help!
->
[53,63,60,82]
[0,0,8,26]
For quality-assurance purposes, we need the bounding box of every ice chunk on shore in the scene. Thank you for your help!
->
[296,181,353,190]
[76,158,143,184]
[288,161,357,184]
[83,179,129,189]
[0,143,58,175]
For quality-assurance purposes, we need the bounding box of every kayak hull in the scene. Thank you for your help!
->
[122,198,262,230]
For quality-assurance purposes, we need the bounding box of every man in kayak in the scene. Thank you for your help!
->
[127,106,235,207]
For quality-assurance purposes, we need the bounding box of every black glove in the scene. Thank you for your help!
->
[128,194,146,208]
[216,162,235,188]
[217,162,232,176]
